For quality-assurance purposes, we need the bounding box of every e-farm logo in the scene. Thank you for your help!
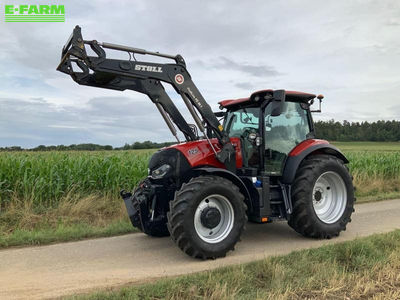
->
[4,4,65,22]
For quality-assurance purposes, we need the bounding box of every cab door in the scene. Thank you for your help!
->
[263,101,311,175]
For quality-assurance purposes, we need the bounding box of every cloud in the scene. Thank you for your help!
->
[0,96,172,148]
[386,20,400,26]
[234,82,255,90]
[195,57,280,78]
[214,57,281,77]
[0,0,399,147]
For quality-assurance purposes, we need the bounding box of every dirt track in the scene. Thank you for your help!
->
[1,199,400,299]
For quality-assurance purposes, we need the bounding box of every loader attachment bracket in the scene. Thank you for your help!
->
[57,26,87,75]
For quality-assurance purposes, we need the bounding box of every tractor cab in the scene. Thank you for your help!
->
[220,90,316,176]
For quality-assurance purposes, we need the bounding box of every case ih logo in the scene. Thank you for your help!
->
[188,148,199,155]
[4,4,65,22]
[134,64,163,73]
[175,74,184,85]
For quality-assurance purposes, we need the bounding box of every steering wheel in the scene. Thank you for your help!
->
[241,127,258,143]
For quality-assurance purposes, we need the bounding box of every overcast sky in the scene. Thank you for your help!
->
[0,0,399,148]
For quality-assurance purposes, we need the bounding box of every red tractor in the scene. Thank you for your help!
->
[58,26,355,259]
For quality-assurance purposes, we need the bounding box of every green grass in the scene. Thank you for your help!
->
[71,230,400,299]
[0,219,133,248]
[0,193,137,248]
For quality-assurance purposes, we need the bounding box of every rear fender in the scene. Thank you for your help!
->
[281,141,348,184]
[192,167,253,213]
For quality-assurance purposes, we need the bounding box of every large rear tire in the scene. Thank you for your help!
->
[288,154,355,239]
[167,175,247,259]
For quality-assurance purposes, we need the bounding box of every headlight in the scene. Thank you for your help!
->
[151,164,171,179]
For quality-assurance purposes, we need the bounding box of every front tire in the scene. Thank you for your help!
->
[288,154,355,239]
[167,175,247,259]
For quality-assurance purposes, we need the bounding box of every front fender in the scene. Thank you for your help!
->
[192,167,253,213]
[281,140,348,184]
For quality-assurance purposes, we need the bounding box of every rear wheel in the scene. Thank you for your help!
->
[288,155,355,239]
[167,175,247,259]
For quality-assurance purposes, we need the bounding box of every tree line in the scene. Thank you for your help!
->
[314,120,400,142]
[1,120,399,151]
[0,141,175,152]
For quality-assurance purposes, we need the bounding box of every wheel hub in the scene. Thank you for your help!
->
[314,190,323,202]
[194,194,235,244]
[200,207,221,229]
[312,171,347,224]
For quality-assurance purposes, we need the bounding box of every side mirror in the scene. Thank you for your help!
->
[214,111,225,118]
[310,94,324,113]
[270,101,282,117]
[270,90,286,117]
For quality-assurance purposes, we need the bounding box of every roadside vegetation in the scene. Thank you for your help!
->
[0,142,399,248]
[336,142,400,202]
[72,230,400,299]
[0,150,153,247]
[0,194,134,248]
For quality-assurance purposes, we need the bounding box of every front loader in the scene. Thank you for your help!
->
[57,26,355,259]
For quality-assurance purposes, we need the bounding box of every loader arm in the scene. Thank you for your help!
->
[57,26,235,170]
[64,71,197,142]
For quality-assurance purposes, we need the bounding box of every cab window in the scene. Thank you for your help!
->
[225,107,260,168]
[224,108,259,137]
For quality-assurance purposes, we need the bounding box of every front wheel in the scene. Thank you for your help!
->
[167,175,247,259]
[288,154,355,239]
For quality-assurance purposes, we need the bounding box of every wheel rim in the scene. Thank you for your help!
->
[194,194,234,244]
[312,171,347,224]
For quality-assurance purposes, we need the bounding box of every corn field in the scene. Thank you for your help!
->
[0,150,154,208]
[346,151,400,181]
[0,145,399,209]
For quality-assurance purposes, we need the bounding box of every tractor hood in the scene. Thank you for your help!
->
[165,137,243,169]
[148,137,243,181]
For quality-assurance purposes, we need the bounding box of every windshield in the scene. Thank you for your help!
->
[224,107,259,137]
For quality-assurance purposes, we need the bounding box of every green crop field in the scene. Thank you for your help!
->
[0,142,399,209]
[0,150,154,209]
[332,142,400,201]
[332,141,400,152]
[0,149,155,247]
[0,141,399,248]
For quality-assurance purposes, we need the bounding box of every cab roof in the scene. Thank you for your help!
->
[219,89,316,108]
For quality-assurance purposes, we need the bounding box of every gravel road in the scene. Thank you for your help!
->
[1,199,399,299]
